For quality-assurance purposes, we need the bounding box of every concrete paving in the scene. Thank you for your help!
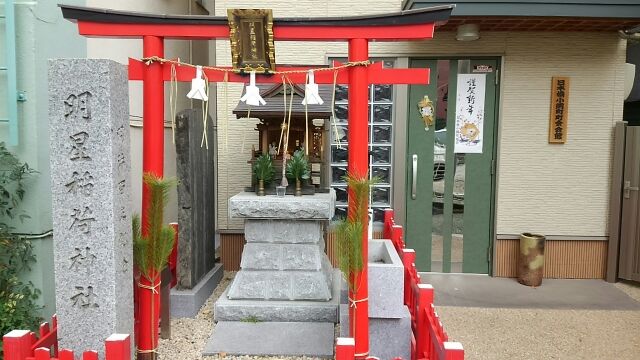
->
[203,321,335,357]
[420,273,640,309]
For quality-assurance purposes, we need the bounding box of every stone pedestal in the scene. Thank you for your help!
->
[49,59,133,356]
[218,191,337,317]
[207,191,339,357]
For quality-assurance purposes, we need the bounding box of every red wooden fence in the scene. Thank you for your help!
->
[3,315,131,360]
[337,209,464,360]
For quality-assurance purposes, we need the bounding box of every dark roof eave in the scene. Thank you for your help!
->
[59,4,454,27]
[403,0,640,20]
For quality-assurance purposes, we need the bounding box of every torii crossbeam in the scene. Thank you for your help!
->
[61,4,453,359]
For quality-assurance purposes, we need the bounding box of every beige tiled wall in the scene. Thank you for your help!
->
[215,1,626,236]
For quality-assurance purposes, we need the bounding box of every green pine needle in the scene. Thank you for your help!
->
[132,173,177,280]
[335,172,378,292]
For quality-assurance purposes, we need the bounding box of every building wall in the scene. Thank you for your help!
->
[214,0,626,239]
[0,0,213,321]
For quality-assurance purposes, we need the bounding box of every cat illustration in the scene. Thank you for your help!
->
[460,122,480,142]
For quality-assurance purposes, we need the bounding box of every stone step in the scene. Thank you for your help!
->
[228,257,333,300]
[203,321,335,358]
[245,219,323,243]
[240,243,326,271]
[215,270,341,322]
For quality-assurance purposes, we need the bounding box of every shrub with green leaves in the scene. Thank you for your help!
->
[0,142,40,354]
[285,150,310,182]
[253,154,275,183]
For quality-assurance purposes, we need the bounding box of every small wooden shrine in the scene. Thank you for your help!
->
[233,83,333,192]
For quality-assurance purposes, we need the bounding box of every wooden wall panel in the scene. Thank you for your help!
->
[220,233,245,271]
[495,239,607,279]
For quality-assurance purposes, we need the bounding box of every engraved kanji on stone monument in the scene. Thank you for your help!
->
[49,59,133,357]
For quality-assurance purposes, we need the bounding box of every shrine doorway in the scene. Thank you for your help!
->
[404,58,500,274]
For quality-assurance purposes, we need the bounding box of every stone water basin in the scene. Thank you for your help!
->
[368,239,405,318]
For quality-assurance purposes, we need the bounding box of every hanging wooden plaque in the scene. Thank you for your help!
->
[227,9,276,74]
[549,76,570,144]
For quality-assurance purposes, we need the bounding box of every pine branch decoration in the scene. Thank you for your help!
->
[132,173,177,280]
[335,172,379,292]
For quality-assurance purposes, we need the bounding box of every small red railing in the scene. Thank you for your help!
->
[336,209,464,360]
[3,315,131,360]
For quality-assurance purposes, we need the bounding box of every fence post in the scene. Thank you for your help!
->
[105,334,131,360]
[58,349,75,360]
[335,337,355,360]
[383,209,394,239]
[401,249,416,306]
[444,342,464,360]
[391,225,404,252]
[415,284,434,359]
[3,330,33,360]
[82,350,99,360]
[34,347,52,360]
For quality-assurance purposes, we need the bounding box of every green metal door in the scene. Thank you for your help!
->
[405,58,498,273]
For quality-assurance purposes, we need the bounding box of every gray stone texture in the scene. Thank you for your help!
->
[340,304,411,360]
[203,321,335,357]
[214,271,341,322]
[49,59,133,356]
[369,240,405,318]
[244,219,323,243]
[240,243,324,271]
[228,256,333,300]
[229,191,336,219]
[170,264,223,318]
[175,109,217,289]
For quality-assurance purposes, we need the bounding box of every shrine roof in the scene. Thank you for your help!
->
[403,0,640,32]
[233,84,333,120]
[60,4,453,27]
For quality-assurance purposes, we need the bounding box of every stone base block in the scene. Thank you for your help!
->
[240,243,326,271]
[245,219,323,243]
[215,270,341,322]
[170,264,223,318]
[229,257,333,300]
[369,240,405,318]
[203,321,335,357]
[339,304,411,360]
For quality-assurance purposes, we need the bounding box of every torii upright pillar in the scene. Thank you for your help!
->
[61,4,453,358]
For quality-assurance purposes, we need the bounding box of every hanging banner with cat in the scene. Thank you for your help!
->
[454,73,486,153]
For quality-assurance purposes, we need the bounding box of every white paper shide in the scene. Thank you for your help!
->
[454,74,486,153]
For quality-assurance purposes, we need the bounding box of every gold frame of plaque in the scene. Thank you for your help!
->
[227,9,276,74]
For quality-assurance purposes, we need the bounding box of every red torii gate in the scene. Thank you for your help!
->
[61,4,453,359]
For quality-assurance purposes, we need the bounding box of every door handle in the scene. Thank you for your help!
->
[624,180,639,199]
[412,154,418,200]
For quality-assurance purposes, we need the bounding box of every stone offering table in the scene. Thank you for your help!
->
[205,191,340,357]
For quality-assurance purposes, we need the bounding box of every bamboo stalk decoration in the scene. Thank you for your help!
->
[133,173,177,360]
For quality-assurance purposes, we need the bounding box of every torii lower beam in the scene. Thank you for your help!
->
[61,4,453,359]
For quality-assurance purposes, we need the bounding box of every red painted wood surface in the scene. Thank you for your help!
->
[335,209,465,360]
[3,322,131,360]
[138,34,165,360]
[77,21,434,41]
[127,59,430,85]
[347,38,370,359]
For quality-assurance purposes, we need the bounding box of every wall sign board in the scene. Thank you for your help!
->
[549,76,570,144]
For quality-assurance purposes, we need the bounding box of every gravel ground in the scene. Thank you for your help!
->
[159,273,640,360]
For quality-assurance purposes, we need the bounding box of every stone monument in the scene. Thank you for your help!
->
[206,191,340,357]
[49,59,133,356]
[171,109,223,317]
